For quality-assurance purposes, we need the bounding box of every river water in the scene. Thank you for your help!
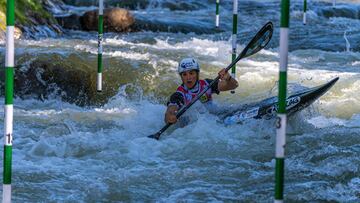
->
[0,0,360,202]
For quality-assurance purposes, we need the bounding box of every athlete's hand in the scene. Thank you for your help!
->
[165,105,178,124]
[217,68,238,91]
[166,112,177,124]
[218,68,231,81]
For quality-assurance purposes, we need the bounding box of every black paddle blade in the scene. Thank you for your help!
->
[147,133,160,140]
[147,123,171,140]
[224,22,273,73]
[242,22,273,59]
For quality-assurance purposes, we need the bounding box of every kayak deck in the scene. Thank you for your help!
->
[221,77,339,125]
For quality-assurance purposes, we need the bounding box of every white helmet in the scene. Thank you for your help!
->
[178,58,200,74]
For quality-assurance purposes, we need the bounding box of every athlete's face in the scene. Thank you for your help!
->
[180,70,198,89]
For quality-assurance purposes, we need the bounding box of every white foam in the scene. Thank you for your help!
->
[307,116,347,128]
[74,43,152,61]
[109,50,151,60]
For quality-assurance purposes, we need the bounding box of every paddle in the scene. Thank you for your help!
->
[148,21,274,140]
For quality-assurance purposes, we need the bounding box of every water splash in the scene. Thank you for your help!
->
[343,30,351,52]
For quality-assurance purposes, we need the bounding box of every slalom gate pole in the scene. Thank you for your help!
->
[3,0,15,202]
[230,0,238,94]
[215,0,220,28]
[97,0,104,92]
[303,0,307,25]
[275,0,289,202]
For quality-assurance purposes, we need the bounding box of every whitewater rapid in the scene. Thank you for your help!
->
[0,0,360,202]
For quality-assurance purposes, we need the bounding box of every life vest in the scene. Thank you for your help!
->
[176,80,213,105]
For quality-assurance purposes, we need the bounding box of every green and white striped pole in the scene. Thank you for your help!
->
[3,0,14,202]
[303,0,307,25]
[275,0,289,202]
[230,0,238,94]
[215,0,220,28]
[97,0,104,92]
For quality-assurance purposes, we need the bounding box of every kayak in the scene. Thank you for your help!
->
[221,77,339,125]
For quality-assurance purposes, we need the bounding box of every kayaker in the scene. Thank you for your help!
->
[165,57,238,124]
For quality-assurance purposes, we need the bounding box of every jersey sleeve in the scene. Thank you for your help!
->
[167,92,185,108]
[205,79,220,94]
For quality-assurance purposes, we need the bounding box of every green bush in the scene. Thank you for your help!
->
[0,0,55,25]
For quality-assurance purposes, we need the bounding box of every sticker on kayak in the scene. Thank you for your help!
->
[266,96,301,115]
[223,107,260,125]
